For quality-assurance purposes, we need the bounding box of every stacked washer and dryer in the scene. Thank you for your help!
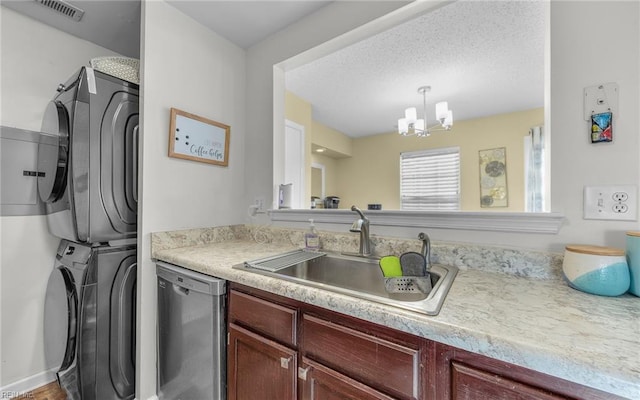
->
[40,63,139,400]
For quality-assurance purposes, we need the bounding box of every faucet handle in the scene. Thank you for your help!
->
[351,205,367,220]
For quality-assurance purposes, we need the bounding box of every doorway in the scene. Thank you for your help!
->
[284,120,305,209]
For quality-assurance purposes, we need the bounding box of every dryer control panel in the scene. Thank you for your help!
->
[0,126,50,216]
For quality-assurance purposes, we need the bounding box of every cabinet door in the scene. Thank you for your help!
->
[448,361,565,400]
[435,343,605,400]
[228,323,297,400]
[299,358,397,400]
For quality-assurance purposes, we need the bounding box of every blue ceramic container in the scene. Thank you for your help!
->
[626,231,640,296]
[562,245,630,297]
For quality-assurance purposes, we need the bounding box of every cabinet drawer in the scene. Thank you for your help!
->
[302,314,420,400]
[450,361,565,400]
[300,357,397,400]
[229,290,297,346]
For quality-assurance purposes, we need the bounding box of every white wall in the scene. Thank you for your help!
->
[255,1,640,252]
[138,1,246,398]
[0,6,121,389]
[2,0,638,396]
[246,1,411,219]
[548,1,640,249]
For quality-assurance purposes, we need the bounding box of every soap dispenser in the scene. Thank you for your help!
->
[305,219,320,251]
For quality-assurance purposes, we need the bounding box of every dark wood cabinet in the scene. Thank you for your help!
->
[229,289,297,347]
[228,285,427,400]
[434,342,625,400]
[302,314,423,400]
[227,323,297,400]
[447,360,565,400]
[228,283,621,400]
[299,357,397,400]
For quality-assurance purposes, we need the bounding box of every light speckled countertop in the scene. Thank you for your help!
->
[152,226,640,399]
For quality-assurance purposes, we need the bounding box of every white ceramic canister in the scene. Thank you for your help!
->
[562,245,630,296]
[626,231,640,297]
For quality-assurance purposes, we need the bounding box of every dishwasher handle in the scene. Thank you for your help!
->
[173,284,189,296]
[156,261,226,296]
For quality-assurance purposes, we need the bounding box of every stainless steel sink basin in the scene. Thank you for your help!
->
[235,251,457,316]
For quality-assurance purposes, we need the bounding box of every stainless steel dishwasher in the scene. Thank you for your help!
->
[156,262,226,400]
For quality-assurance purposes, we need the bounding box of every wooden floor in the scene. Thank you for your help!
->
[11,381,67,400]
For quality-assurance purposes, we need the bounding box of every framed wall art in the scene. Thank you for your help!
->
[168,108,230,166]
[590,111,613,143]
[479,147,508,208]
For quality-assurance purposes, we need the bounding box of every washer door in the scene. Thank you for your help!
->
[38,101,70,203]
[109,256,136,399]
[44,265,78,371]
[44,262,81,400]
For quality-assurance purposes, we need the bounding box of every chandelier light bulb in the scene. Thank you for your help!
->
[404,107,417,124]
[444,110,453,128]
[398,118,409,135]
[435,101,449,121]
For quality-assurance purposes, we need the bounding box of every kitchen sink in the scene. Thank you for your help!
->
[234,251,458,316]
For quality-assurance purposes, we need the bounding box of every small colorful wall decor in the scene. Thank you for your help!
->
[479,147,508,208]
[590,111,613,143]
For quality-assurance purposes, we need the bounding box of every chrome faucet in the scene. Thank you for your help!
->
[418,232,431,271]
[349,206,371,257]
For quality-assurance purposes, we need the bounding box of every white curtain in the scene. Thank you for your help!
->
[524,126,546,212]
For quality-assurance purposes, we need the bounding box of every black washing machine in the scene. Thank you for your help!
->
[37,66,139,244]
[41,66,139,399]
[45,240,136,400]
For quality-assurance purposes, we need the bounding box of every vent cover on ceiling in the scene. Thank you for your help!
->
[34,0,84,22]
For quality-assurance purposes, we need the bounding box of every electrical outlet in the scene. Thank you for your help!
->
[584,185,638,221]
[254,195,266,212]
[612,192,628,202]
[612,203,628,213]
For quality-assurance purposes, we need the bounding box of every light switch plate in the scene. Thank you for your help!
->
[584,185,637,221]
[583,83,618,120]
[254,195,266,212]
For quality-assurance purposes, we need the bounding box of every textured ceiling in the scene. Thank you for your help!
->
[285,1,546,138]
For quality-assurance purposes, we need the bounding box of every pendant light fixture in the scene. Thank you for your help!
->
[398,86,453,137]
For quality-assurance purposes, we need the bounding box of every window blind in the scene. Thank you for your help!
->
[400,147,460,211]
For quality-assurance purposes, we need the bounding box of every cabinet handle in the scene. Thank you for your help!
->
[280,357,292,369]
[298,366,311,381]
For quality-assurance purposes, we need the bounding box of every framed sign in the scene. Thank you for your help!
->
[168,108,230,166]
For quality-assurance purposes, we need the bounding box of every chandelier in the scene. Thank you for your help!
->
[398,86,453,137]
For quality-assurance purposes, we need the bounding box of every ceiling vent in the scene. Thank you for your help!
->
[34,0,85,22]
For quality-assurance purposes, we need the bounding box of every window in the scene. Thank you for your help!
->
[524,126,548,212]
[400,147,460,211]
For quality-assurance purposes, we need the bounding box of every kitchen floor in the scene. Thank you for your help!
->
[11,382,66,400]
